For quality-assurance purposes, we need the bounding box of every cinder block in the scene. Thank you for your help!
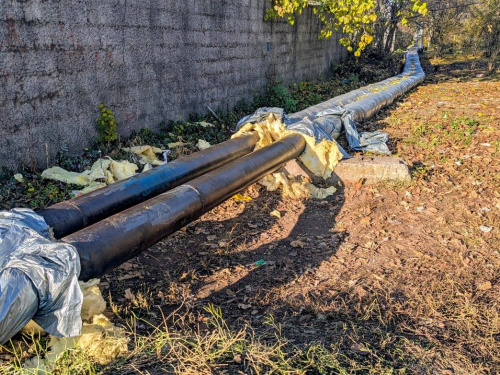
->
[283,156,411,185]
[330,156,411,184]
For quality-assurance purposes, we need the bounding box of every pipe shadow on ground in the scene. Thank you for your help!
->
[105,185,347,346]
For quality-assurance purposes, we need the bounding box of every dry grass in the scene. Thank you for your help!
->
[2,305,391,374]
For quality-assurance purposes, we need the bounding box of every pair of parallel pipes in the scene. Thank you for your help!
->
[38,133,306,280]
[37,47,424,281]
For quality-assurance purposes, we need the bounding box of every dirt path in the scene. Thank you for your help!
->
[100,55,499,374]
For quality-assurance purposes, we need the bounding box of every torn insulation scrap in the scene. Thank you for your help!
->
[197,139,212,150]
[43,314,128,365]
[79,279,106,320]
[24,279,128,369]
[41,166,95,186]
[42,158,138,186]
[13,174,24,183]
[107,159,138,181]
[122,145,165,165]
[260,173,337,199]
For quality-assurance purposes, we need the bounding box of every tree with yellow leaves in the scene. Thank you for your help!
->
[265,0,428,56]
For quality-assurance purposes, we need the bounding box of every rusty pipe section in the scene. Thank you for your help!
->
[63,134,306,281]
[37,133,259,239]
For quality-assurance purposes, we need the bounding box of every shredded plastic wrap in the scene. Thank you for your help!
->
[0,209,82,344]
[237,48,425,156]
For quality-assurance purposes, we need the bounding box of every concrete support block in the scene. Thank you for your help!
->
[283,156,411,185]
[329,156,411,184]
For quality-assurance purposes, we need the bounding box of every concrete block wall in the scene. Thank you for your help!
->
[0,0,345,169]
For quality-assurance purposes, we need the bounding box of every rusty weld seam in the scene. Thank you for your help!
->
[185,184,204,210]
[65,201,88,227]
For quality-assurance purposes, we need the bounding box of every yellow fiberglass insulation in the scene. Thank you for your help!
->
[122,145,164,166]
[23,279,128,369]
[43,313,128,366]
[234,113,342,199]
[260,173,337,200]
[41,158,138,198]
[235,113,342,180]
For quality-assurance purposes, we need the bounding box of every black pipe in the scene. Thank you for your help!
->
[63,134,306,281]
[37,133,259,239]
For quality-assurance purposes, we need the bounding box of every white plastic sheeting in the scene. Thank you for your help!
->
[237,107,351,158]
[238,48,425,155]
[0,209,82,344]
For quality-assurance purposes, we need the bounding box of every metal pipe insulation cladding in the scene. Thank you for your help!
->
[63,134,306,281]
[38,133,259,239]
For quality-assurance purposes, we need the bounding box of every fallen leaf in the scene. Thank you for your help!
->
[124,288,135,301]
[233,194,252,202]
[270,210,282,219]
[477,281,492,291]
[291,240,305,248]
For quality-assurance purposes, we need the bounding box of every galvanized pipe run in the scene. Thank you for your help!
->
[63,134,306,281]
[37,133,259,239]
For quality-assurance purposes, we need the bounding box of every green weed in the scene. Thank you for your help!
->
[95,104,118,143]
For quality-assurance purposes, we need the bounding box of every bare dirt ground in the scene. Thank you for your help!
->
[91,54,500,374]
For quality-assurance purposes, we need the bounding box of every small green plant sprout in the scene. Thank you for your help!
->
[266,83,298,113]
[96,103,118,143]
